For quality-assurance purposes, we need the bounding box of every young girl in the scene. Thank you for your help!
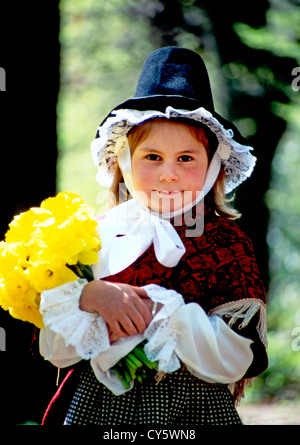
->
[39,47,267,425]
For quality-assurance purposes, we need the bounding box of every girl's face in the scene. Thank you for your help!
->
[131,120,209,213]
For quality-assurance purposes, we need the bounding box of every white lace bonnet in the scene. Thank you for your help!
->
[91,47,256,194]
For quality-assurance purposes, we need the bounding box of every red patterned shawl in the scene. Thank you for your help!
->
[103,204,268,402]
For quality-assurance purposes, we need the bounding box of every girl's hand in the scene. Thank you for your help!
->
[107,297,163,344]
[79,280,153,340]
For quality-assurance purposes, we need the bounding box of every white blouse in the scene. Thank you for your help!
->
[39,279,253,396]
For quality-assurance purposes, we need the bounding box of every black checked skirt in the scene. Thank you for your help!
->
[64,362,241,425]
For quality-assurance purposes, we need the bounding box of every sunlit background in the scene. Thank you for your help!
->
[56,0,300,404]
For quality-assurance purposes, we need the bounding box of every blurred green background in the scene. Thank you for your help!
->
[56,0,300,404]
[3,0,300,426]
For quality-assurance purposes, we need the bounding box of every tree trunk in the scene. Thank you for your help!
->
[0,2,60,424]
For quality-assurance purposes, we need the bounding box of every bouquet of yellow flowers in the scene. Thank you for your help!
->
[0,191,157,388]
[0,192,101,328]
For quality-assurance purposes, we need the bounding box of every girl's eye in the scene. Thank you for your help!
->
[146,154,161,161]
[178,155,193,162]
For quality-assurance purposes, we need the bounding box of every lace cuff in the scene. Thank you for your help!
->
[142,284,184,373]
[40,279,110,359]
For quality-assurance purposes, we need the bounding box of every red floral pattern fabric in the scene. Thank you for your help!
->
[104,207,266,315]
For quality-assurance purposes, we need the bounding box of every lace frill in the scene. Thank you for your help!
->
[143,284,184,373]
[90,106,256,193]
[40,279,110,360]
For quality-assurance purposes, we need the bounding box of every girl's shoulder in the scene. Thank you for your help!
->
[207,212,250,239]
[193,212,255,254]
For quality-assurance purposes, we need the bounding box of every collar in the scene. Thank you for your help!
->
[92,199,188,279]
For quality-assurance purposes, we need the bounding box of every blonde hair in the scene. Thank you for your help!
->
[109,118,240,220]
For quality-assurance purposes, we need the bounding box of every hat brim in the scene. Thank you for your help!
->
[92,103,256,194]
[100,94,248,146]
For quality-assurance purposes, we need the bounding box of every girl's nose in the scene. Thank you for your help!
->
[159,165,179,183]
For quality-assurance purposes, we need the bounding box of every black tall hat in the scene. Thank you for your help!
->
[91,47,256,193]
[119,46,215,115]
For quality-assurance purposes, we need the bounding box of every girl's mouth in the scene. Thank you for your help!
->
[156,190,181,197]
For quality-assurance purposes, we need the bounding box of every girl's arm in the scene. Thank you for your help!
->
[170,302,254,383]
[39,279,160,368]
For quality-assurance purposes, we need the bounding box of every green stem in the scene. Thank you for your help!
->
[112,341,158,389]
[133,346,157,369]
[77,262,94,281]
[114,367,130,389]
[127,352,143,368]
[67,264,84,279]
